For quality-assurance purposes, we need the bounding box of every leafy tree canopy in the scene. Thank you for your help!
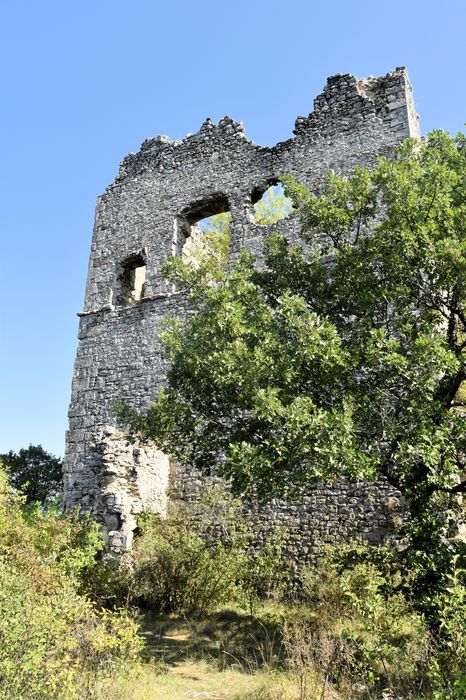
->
[0,444,63,504]
[116,131,466,543]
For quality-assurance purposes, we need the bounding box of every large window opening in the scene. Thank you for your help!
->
[251,181,293,225]
[116,253,146,306]
[176,194,231,267]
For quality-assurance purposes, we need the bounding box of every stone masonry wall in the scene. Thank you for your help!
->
[64,68,419,558]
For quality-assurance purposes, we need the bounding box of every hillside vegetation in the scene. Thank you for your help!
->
[0,463,465,699]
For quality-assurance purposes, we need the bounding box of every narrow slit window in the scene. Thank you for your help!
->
[132,264,146,301]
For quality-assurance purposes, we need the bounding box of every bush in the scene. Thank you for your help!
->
[120,488,291,615]
[128,509,246,613]
[298,548,430,697]
[0,464,143,699]
[0,563,141,700]
[323,540,466,697]
[428,560,466,699]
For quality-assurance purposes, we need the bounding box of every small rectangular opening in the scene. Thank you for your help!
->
[116,254,146,306]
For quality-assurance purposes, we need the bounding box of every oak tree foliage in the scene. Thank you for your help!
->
[116,132,466,543]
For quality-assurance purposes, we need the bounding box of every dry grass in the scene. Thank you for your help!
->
[137,606,286,672]
[96,661,296,699]
[90,606,337,700]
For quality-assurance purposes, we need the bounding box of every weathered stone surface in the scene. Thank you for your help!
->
[64,68,419,562]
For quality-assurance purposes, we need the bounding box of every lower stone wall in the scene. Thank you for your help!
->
[169,462,406,567]
[71,425,406,565]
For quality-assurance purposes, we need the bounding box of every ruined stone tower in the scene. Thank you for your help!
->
[64,68,420,556]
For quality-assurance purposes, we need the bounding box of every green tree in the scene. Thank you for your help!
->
[253,184,293,224]
[0,445,63,504]
[116,131,466,596]
[196,211,232,267]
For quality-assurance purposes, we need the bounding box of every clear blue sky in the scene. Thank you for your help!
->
[1,0,465,458]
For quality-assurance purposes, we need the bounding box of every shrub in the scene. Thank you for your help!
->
[123,488,291,615]
[0,562,141,700]
[428,560,466,699]
[0,464,143,699]
[239,528,292,615]
[128,509,246,613]
[299,548,430,696]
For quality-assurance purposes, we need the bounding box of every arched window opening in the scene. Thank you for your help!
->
[176,193,231,267]
[251,181,293,226]
[116,253,146,307]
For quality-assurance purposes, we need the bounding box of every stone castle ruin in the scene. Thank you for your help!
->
[64,68,420,558]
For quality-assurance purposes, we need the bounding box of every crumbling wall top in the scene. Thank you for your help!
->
[109,67,419,191]
[294,67,419,137]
